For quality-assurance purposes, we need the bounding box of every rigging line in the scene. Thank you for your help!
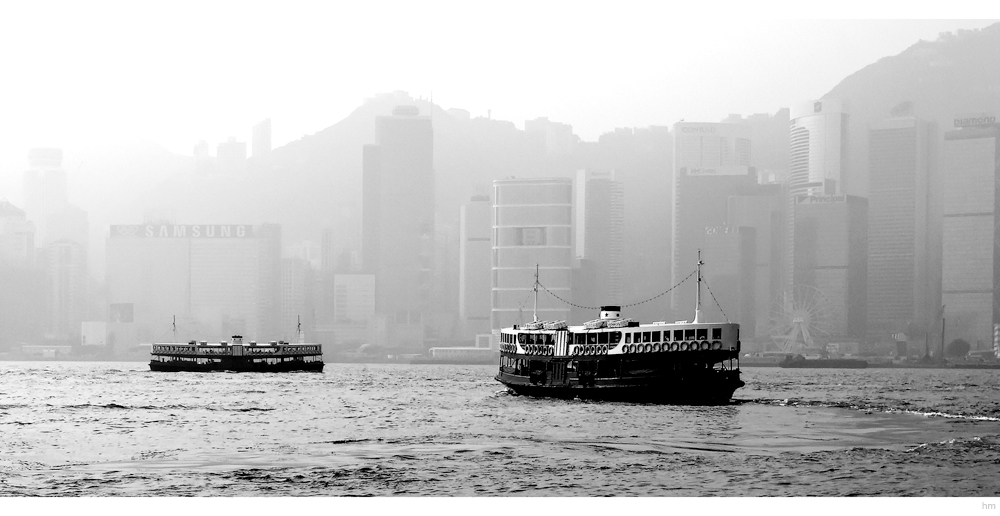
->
[701,277,729,323]
[537,269,698,311]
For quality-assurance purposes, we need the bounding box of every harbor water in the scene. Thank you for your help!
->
[1,361,999,496]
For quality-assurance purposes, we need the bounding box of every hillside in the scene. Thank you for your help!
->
[823,23,1000,196]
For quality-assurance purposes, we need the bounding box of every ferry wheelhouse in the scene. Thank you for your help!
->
[149,335,324,373]
[496,256,743,404]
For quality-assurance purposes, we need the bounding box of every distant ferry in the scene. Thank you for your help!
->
[149,335,324,372]
[495,255,744,404]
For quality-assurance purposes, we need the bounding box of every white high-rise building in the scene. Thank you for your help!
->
[788,99,849,197]
[491,177,573,330]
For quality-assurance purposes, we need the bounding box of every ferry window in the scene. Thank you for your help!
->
[598,332,609,344]
[518,334,525,344]
[642,332,651,343]
[575,334,583,344]
[673,330,683,341]
[588,333,597,344]
[685,329,696,340]
[712,328,722,340]
[696,329,708,340]
[613,331,621,343]
[625,333,631,344]
[634,332,641,343]
[652,331,661,342]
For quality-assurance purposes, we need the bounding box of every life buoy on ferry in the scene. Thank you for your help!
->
[652,343,660,352]
[601,345,608,354]
[670,343,679,352]
[711,341,723,351]
[642,344,650,353]
[701,341,711,351]
[680,342,689,351]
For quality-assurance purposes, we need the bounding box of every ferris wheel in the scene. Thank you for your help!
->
[768,284,835,353]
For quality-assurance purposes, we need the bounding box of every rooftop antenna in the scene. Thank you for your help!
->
[297,315,304,343]
[694,250,704,324]
[172,315,177,341]
[533,263,539,323]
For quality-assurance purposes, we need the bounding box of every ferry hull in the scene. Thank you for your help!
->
[149,359,324,373]
[495,355,743,405]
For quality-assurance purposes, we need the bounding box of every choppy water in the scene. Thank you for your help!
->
[1,361,999,496]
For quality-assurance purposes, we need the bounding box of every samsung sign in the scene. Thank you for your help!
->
[111,224,255,238]
[954,114,996,129]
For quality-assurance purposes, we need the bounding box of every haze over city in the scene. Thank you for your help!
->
[6,5,1000,500]
[2,5,1000,361]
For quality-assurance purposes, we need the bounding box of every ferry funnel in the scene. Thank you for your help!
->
[600,306,621,320]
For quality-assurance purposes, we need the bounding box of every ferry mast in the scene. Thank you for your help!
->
[693,249,704,324]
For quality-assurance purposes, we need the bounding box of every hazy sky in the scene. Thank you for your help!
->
[0,2,997,177]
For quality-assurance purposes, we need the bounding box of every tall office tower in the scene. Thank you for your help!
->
[789,99,849,197]
[361,105,433,350]
[256,224,283,340]
[459,195,492,338]
[0,200,45,350]
[106,223,281,351]
[491,177,573,330]
[332,273,376,350]
[45,239,88,342]
[727,184,787,345]
[941,114,1000,350]
[700,225,756,337]
[867,117,939,340]
[22,148,68,244]
[0,199,35,267]
[671,122,755,320]
[792,195,868,340]
[787,99,850,294]
[280,257,313,341]
[573,169,625,309]
[252,118,272,159]
[216,137,247,174]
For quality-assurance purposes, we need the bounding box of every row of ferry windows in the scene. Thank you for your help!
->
[502,327,725,345]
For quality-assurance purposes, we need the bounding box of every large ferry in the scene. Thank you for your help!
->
[496,256,744,404]
[149,332,324,373]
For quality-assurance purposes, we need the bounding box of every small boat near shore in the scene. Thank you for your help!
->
[778,354,868,369]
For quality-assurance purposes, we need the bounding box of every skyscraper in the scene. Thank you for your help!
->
[492,177,573,330]
[22,148,72,245]
[0,200,45,350]
[867,117,939,339]
[787,99,853,317]
[459,195,492,338]
[361,105,434,350]
[792,195,868,340]
[788,99,849,197]
[941,114,1000,350]
[574,169,624,309]
[252,118,272,159]
[727,184,787,345]
[45,239,87,342]
[671,122,755,320]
